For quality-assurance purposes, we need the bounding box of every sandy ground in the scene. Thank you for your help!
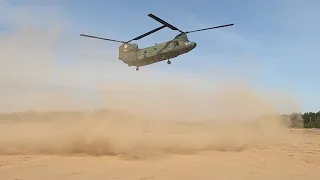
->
[0,117,319,180]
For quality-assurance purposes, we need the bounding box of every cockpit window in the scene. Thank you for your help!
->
[174,41,179,46]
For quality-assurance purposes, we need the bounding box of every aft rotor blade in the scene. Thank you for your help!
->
[148,13,183,33]
[80,34,126,43]
[128,25,166,42]
[185,24,234,33]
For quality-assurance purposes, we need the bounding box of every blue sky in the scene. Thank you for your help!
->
[1,0,320,114]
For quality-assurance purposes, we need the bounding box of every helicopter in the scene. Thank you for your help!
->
[80,13,234,71]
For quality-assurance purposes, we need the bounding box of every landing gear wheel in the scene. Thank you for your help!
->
[167,60,171,64]
[136,67,139,71]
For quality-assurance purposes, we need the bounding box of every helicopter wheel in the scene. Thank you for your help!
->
[167,60,171,64]
[136,67,139,71]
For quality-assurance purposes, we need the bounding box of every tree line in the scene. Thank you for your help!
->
[283,111,320,128]
[301,111,320,128]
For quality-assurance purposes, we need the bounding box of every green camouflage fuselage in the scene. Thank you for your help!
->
[118,33,197,67]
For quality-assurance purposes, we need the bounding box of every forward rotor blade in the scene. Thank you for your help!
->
[128,25,166,42]
[80,34,126,43]
[185,23,234,33]
[148,13,183,33]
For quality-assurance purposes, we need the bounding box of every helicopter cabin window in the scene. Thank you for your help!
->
[184,39,190,45]
[174,41,179,46]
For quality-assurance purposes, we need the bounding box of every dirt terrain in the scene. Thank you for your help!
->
[0,113,319,180]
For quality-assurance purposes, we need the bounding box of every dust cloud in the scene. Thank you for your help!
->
[0,82,300,159]
[0,5,302,159]
[0,112,294,158]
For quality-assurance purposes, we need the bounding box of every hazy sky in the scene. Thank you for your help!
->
[0,0,319,114]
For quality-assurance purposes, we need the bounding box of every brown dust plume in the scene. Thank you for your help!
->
[0,82,300,159]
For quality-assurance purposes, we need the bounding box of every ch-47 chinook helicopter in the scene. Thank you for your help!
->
[80,13,234,71]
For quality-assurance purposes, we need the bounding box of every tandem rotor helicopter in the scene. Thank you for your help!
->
[80,13,234,71]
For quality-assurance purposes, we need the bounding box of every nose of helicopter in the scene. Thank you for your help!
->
[191,42,197,49]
